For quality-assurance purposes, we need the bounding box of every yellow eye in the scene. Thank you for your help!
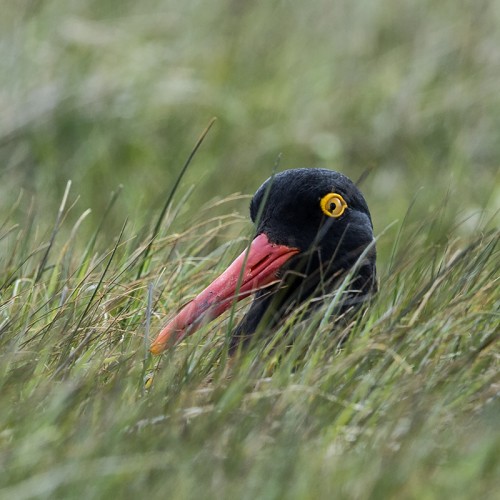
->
[320,193,347,218]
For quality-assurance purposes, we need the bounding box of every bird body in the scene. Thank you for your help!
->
[150,168,376,355]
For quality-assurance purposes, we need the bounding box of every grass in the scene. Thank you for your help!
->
[0,176,498,499]
[1,0,500,498]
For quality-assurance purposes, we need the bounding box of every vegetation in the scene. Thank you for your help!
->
[1,1,498,498]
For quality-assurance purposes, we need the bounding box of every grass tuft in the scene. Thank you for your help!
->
[0,184,498,498]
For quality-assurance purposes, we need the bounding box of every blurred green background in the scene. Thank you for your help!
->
[1,4,499,497]
[1,0,499,245]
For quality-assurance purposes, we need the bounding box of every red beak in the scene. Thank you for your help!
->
[150,233,300,354]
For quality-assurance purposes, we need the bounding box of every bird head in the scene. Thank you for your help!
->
[150,168,376,354]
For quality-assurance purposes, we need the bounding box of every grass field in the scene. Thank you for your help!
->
[1,1,499,498]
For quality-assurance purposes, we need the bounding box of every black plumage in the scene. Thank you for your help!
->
[151,168,376,355]
[230,168,377,351]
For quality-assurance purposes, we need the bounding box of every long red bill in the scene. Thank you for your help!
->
[150,233,299,354]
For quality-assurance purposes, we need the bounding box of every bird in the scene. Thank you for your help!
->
[150,168,377,355]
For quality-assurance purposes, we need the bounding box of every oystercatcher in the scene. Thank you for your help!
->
[150,168,377,354]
